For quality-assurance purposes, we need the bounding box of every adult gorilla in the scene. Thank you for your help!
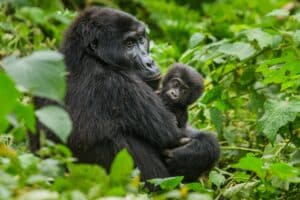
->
[31,7,220,181]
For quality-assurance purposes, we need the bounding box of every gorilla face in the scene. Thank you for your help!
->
[78,7,161,86]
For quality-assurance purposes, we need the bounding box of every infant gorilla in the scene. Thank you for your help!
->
[158,63,219,180]
[158,63,204,129]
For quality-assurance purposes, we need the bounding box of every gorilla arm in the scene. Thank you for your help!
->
[164,129,220,181]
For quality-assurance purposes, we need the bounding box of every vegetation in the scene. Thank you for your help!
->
[0,0,300,199]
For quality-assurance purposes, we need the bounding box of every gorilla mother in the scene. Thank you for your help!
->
[31,7,220,181]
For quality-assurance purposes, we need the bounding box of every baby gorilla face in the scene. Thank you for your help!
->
[161,63,204,107]
[164,77,190,105]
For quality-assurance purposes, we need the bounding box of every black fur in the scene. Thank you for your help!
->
[30,7,220,181]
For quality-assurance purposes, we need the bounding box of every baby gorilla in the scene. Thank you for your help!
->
[159,63,204,128]
[159,64,219,181]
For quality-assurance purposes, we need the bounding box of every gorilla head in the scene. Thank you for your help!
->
[62,7,161,89]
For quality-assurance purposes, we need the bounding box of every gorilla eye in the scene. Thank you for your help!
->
[126,40,135,48]
[139,37,145,44]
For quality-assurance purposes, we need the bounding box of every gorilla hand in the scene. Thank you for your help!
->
[164,132,220,181]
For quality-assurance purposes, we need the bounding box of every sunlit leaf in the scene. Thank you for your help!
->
[0,71,19,121]
[232,154,266,180]
[110,149,134,186]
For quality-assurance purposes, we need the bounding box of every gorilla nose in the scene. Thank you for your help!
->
[171,90,178,98]
[146,59,154,68]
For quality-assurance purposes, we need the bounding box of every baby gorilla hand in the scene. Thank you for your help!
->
[164,133,220,181]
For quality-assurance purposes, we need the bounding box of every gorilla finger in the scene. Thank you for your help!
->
[163,149,174,158]
[180,137,191,144]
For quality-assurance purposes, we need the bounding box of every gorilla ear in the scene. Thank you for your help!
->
[86,39,99,56]
[88,40,98,53]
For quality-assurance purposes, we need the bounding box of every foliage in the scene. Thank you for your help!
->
[1,0,300,199]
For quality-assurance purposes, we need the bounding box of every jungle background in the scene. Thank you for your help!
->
[0,0,300,199]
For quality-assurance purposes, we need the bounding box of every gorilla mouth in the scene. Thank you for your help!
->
[144,73,161,82]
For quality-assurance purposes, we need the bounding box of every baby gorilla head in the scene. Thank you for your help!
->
[161,63,204,107]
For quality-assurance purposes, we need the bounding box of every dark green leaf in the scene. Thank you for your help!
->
[209,107,224,134]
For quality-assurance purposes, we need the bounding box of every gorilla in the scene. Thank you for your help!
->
[30,7,220,181]
[158,63,204,129]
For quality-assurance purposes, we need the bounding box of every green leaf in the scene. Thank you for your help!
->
[52,164,108,193]
[269,163,300,182]
[189,33,205,48]
[232,172,251,183]
[293,30,300,44]
[245,28,274,49]
[201,86,223,104]
[110,149,134,186]
[2,50,66,103]
[209,171,225,188]
[258,100,300,142]
[218,42,256,60]
[232,154,266,180]
[35,106,72,143]
[257,52,300,86]
[0,71,19,120]
[223,182,257,199]
[14,102,36,132]
[148,176,183,190]
[266,9,289,17]
[209,107,224,134]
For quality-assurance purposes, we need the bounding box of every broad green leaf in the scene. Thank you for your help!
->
[52,164,108,193]
[35,106,72,143]
[0,71,19,120]
[258,100,300,142]
[218,42,256,60]
[245,28,274,49]
[2,50,66,102]
[269,163,300,182]
[209,171,225,188]
[110,149,134,186]
[209,107,224,134]
[148,176,183,190]
[232,154,266,180]
[266,9,289,17]
[189,33,205,48]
